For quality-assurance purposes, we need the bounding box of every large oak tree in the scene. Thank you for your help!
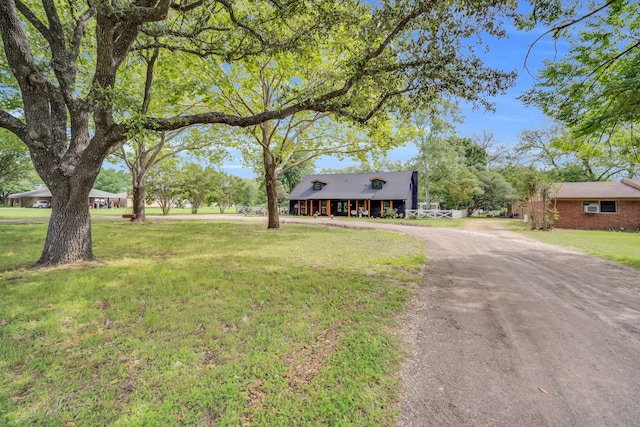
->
[213,55,411,228]
[1,0,516,266]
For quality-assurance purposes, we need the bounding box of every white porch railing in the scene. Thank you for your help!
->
[404,209,467,220]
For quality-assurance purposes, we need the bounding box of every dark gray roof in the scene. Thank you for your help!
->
[287,171,416,201]
[555,179,640,199]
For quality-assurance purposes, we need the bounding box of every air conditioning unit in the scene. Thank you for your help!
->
[584,203,599,213]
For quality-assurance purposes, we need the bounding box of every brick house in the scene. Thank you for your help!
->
[532,179,640,230]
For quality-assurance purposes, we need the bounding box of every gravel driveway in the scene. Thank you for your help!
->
[283,217,640,426]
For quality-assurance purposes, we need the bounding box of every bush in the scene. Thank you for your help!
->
[382,208,398,219]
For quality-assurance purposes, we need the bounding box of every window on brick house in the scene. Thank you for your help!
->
[600,201,617,213]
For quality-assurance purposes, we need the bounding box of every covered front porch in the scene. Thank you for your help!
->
[288,199,405,217]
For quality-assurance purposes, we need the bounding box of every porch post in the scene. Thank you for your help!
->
[327,200,331,216]
[348,200,351,217]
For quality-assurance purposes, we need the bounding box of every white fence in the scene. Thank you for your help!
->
[404,209,467,220]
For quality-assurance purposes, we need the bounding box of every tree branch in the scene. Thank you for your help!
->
[524,0,618,74]
[106,0,173,24]
[588,40,640,81]
[146,132,168,168]
[331,85,417,124]
[42,0,65,45]
[14,0,52,43]
[141,24,231,39]
[141,75,403,132]
[0,1,52,148]
[71,8,96,64]
[0,110,28,141]
[108,1,173,67]
[217,0,266,47]
[279,144,368,176]
[170,1,204,12]
[131,42,228,57]
[363,2,431,63]
[549,0,618,37]
[141,48,160,115]
[40,0,83,109]
[285,112,330,151]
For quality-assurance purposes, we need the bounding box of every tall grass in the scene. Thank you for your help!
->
[0,221,424,426]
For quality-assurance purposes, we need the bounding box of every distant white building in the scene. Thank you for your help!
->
[8,188,129,208]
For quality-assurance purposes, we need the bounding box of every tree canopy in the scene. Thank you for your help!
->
[0,0,517,265]
[94,167,129,194]
[520,0,639,172]
[410,104,463,206]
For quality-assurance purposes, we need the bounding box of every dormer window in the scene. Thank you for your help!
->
[312,180,327,190]
[370,177,388,189]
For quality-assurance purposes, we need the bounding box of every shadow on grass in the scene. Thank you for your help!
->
[0,221,424,426]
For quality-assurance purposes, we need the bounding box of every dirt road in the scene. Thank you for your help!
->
[283,218,640,426]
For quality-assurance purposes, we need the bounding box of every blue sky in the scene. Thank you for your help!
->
[223,21,568,179]
[456,25,567,144]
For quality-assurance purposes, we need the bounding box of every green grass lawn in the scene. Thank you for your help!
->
[510,222,640,270]
[0,221,425,426]
[0,207,53,219]
[0,206,229,220]
[1,206,464,228]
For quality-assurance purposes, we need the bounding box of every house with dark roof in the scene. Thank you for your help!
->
[286,171,419,218]
[533,179,640,230]
[8,187,129,208]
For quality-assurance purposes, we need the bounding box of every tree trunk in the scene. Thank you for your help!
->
[132,169,146,222]
[159,196,171,215]
[37,183,95,267]
[264,147,280,229]
[527,195,537,230]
